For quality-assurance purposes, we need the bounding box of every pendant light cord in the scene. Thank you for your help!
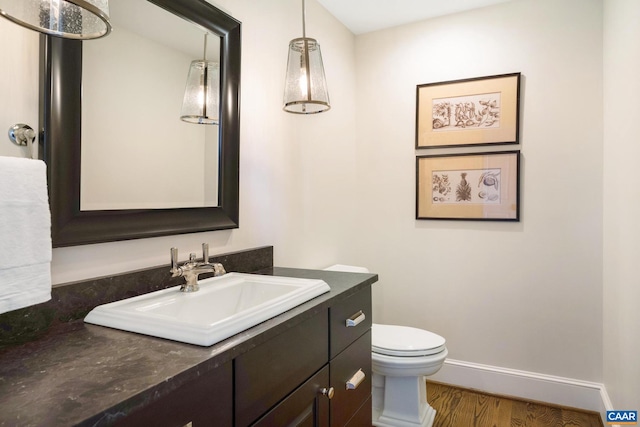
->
[301,0,312,103]
[302,0,306,38]
[202,33,209,118]
[203,33,208,61]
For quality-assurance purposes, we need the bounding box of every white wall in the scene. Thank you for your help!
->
[0,19,39,158]
[603,0,640,410]
[353,0,604,382]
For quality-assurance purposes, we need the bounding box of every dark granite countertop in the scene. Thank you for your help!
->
[0,267,377,427]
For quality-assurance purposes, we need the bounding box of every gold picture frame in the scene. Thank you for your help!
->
[416,151,520,221]
[416,73,520,149]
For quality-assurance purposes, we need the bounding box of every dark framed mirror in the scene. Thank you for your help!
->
[39,0,240,247]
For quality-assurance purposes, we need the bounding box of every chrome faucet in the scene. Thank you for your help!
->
[170,243,226,292]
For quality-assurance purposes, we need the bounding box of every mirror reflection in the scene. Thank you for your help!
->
[42,0,240,247]
[81,0,221,211]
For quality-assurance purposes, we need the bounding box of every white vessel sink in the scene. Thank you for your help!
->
[84,273,330,346]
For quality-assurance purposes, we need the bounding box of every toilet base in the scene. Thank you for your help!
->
[372,373,436,427]
[373,404,436,427]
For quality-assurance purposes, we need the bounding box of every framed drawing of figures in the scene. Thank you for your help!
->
[416,73,520,149]
[416,151,520,221]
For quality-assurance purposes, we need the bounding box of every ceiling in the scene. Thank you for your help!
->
[316,0,514,35]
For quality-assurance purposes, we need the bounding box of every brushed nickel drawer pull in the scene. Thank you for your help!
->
[345,310,365,327]
[346,369,365,390]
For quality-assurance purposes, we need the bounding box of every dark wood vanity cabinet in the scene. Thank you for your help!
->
[116,285,372,427]
[236,285,373,427]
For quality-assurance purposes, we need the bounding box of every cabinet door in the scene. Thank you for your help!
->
[235,311,329,426]
[252,365,330,427]
[346,396,372,427]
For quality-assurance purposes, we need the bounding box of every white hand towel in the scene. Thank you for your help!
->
[0,156,52,314]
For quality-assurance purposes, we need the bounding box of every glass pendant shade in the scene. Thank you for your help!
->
[283,0,330,114]
[283,37,330,114]
[181,60,220,125]
[0,0,111,39]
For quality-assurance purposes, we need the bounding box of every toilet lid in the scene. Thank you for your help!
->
[372,324,446,357]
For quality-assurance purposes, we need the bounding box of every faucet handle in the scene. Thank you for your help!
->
[212,263,226,276]
[202,243,209,263]
[170,247,179,272]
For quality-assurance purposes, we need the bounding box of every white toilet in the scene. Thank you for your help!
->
[371,323,447,427]
[323,264,447,427]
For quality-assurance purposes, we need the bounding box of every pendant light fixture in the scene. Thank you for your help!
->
[0,0,111,40]
[181,33,220,125]
[283,0,330,114]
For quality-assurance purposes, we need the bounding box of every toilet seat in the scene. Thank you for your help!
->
[372,324,446,357]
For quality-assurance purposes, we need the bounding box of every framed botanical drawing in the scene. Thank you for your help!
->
[416,73,520,149]
[416,151,520,221]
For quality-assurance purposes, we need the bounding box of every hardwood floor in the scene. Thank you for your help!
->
[426,381,604,427]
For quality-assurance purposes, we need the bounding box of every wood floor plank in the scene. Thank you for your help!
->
[561,407,605,427]
[508,397,528,427]
[428,382,464,427]
[483,392,513,427]
[426,381,603,427]
[523,402,563,427]
[446,388,478,427]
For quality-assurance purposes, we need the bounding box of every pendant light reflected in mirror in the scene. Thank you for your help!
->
[283,0,330,114]
[181,33,220,125]
[0,0,111,39]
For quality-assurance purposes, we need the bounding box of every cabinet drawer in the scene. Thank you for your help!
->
[330,330,372,427]
[235,310,329,427]
[329,286,371,359]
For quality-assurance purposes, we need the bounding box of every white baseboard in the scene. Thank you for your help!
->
[429,358,614,425]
